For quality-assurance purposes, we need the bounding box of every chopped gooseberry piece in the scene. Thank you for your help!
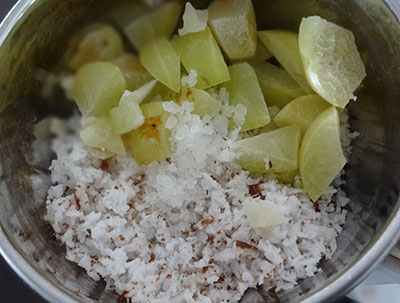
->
[67,24,123,70]
[80,118,125,155]
[208,0,257,60]
[299,16,366,108]
[258,30,312,93]
[251,61,305,108]
[299,107,346,201]
[124,2,182,51]
[112,54,154,91]
[127,102,171,165]
[245,200,284,238]
[233,125,301,173]
[140,37,181,93]
[178,2,208,36]
[110,102,145,135]
[274,94,330,133]
[172,27,230,89]
[223,63,270,131]
[72,62,126,117]
[120,80,157,106]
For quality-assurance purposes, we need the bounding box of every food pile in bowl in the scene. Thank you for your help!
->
[42,0,366,301]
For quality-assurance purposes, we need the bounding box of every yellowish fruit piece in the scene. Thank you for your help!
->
[241,106,280,139]
[124,2,182,51]
[232,38,272,64]
[110,102,145,135]
[267,106,280,120]
[261,106,280,132]
[233,125,301,173]
[299,16,366,108]
[208,0,257,60]
[165,86,222,118]
[68,25,123,70]
[274,94,330,133]
[140,37,181,93]
[172,27,230,89]
[275,170,298,184]
[251,61,305,108]
[252,38,273,62]
[112,54,154,91]
[244,199,284,238]
[299,107,346,201]
[142,82,174,104]
[72,62,126,117]
[178,2,208,36]
[120,80,157,106]
[258,30,312,93]
[223,63,270,131]
[128,102,171,165]
[80,118,125,156]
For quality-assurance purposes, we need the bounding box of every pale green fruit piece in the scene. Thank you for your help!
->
[241,106,279,139]
[208,0,257,60]
[252,38,273,62]
[244,199,284,238]
[72,62,126,117]
[68,25,123,70]
[274,94,330,133]
[140,37,181,93]
[172,27,230,89]
[124,2,182,51]
[258,30,312,93]
[120,80,157,106]
[110,102,145,135]
[261,106,280,132]
[233,125,301,173]
[238,107,280,139]
[80,118,125,156]
[299,107,346,201]
[178,2,208,36]
[165,86,222,118]
[223,63,270,131]
[128,102,171,165]
[275,170,298,184]
[268,106,280,120]
[251,61,305,108]
[142,82,174,104]
[232,38,272,64]
[112,54,154,91]
[299,16,366,108]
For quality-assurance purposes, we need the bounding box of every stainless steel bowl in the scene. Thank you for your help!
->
[1,0,400,302]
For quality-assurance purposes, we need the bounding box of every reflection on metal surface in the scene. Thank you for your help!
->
[0,1,400,303]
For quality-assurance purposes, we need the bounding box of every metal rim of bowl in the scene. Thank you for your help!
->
[0,1,400,302]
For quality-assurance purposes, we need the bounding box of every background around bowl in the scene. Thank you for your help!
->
[0,1,373,303]
[0,5,43,303]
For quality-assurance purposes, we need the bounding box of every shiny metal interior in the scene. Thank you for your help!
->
[1,0,400,302]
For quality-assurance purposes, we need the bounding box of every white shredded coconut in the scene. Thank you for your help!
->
[181,69,198,88]
[45,90,353,302]
[178,2,208,36]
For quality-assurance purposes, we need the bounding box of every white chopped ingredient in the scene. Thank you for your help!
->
[178,2,208,36]
[45,89,353,303]
[244,199,284,238]
[181,69,198,87]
